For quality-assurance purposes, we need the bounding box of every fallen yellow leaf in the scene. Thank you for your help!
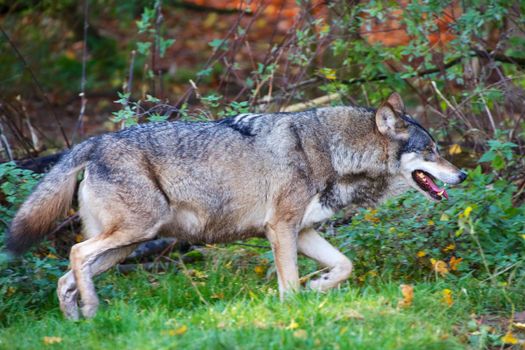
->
[287,320,299,330]
[211,292,224,299]
[254,265,266,277]
[431,259,449,276]
[449,256,463,271]
[398,284,414,308]
[501,331,519,344]
[417,251,427,258]
[364,210,380,223]
[443,243,456,252]
[340,309,364,320]
[463,206,473,218]
[442,289,453,306]
[440,213,450,221]
[293,329,308,339]
[43,336,62,345]
[449,144,462,155]
[169,325,188,336]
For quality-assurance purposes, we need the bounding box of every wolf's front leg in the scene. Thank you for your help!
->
[265,222,300,299]
[298,228,353,291]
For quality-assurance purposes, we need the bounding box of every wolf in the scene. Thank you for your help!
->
[5,92,466,320]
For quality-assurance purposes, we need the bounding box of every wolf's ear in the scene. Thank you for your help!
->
[375,103,408,139]
[387,92,405,114]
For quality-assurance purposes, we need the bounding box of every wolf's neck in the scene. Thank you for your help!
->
[330,142,388,176]
[328,126,396,178]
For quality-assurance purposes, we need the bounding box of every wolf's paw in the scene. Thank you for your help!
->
[61,301,80,321]
[308,263,353,292]
[80,300,99,319]
[308,273,335,292]
[57,277,80,321]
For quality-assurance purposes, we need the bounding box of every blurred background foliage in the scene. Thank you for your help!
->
[0,0,524,337]
[0,0,523,160]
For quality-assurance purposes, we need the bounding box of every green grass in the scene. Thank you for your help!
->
[1,246,522,350]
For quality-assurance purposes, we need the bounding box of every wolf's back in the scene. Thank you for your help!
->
[5,140,94,255]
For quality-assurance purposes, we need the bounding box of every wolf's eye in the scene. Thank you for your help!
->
[423,148,436,161]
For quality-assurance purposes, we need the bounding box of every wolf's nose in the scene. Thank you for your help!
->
[458,171,467,183]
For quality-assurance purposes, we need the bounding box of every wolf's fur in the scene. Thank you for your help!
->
[5,93,466,319]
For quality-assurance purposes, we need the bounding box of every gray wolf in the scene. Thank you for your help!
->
[5,93,466,320]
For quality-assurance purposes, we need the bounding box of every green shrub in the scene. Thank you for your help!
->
[0,162,68,325]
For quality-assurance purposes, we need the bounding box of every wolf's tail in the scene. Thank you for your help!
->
[5,140,95,255]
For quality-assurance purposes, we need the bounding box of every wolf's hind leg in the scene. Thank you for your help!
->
[57,244,138,320]
[298,228,353,291]
[70,225,160,318]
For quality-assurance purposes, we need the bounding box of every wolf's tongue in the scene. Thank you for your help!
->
[426,175,448,199]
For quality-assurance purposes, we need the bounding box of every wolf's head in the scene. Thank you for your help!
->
[376,93,467,201]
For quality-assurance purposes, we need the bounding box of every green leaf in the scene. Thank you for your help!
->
[208,39,228,51]
[197,67,213,78]
[478,150,495,163]
[137,41,152,55]
[114,92,131,105]
[147,114,169,123]
[159,38,175,58]
[491,155,505,170]
[146,94,160,103]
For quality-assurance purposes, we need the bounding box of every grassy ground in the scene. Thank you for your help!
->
[0,245,522,350]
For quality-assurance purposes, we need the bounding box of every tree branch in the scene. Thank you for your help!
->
[174,1,253,15]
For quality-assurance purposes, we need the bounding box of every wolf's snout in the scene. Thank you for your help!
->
[458,171,467,183]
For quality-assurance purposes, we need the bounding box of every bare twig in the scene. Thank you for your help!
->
[117,261,178,274]
[177,254,210,306]
[49,214,80,236]
[281,93,341,112]
[431,80,473,129]
[0,122,13,161]
[151,0,162,97]
[299,267,329,284]
[72,0,90,144]
[126,50,137,95]
[0,26,71,148]
[479,93,497,133]
[231,242,270,249]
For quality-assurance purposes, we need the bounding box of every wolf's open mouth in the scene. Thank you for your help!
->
[411,170,448,200]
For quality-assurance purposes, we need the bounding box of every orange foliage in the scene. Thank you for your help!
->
[361,0,461,49]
